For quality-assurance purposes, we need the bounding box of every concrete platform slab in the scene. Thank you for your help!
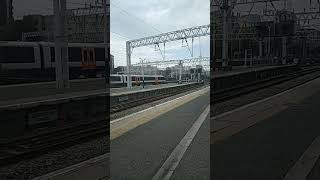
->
[211,77,320,179]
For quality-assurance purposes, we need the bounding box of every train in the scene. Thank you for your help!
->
[0,41,106,82]
[111,74,166,87]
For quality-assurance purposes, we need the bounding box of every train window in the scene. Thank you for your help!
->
[51,47,81,62]
[90,49,95,64]
[144,77,153,81]
[110,76,121,81]
[95,48,105,61]
[69,47,82,62]
[0,46,35,63]
[50,47,55,62]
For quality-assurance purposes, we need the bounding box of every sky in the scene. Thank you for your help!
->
[110,0,210,67]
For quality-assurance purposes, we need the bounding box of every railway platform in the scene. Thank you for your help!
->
[0,78,197,102]
[6,84,210,180]
[0,80,202,139]
[211,77,320,180]
[110,86,210,179]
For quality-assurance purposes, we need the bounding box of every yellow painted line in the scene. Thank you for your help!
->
[110,87,209,140]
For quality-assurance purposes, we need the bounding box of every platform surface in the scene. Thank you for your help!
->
[111,87,210,179]
[0,78,107,102]
[211,77,320,179]
[0,79,200,108]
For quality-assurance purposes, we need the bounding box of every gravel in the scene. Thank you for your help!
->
[0,136,109,180]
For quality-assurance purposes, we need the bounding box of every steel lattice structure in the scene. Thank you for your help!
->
[22,31,53,42]
[211,0,290,68]
[134,57,210,66]
[125,25,210,88]
[295,11,320,27]
[128,25,210,49]
[65,0,108,43]
[211,0,283,7]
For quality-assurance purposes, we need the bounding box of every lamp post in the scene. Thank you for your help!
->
[268,25,271,65]
[54,0,69,89]
[140,58,145,88]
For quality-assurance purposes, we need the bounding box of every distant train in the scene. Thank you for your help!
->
[111,74,166,87]
[0,41,106,82]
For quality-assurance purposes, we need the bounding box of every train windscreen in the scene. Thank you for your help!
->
[0,46,35,63]
[69,47,82,62]
[50,47,55,62]
[144,77,154,81]
[95,48,105,61]
[50,47,82,62]
[111,76,121,81]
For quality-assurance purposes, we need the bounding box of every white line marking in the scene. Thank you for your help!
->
[110,86,209,125]
[32,153,109,180]
[283,136,320,180]
[152,105,210,180]
[212,77,320,121]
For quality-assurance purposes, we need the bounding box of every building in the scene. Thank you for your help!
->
[65,9,104,43]
[0,0,13,26]
[20,15,55,41]
[21,10,105,43]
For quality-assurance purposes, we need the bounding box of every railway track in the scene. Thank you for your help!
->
[110,82,205,114]
[211,66,320,104]
[0,120,108,166]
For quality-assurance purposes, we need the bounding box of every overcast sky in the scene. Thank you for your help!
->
[110,0,210,67]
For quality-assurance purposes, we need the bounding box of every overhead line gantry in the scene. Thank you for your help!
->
[126,25,210,88]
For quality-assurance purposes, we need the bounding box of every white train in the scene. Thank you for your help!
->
[0,41,106,82]
[111,74,166,87]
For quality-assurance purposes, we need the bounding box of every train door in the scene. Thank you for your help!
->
[133,76,141,86]
[121,75,125,86]
[81,48,96,70]
[155,76,159,85]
